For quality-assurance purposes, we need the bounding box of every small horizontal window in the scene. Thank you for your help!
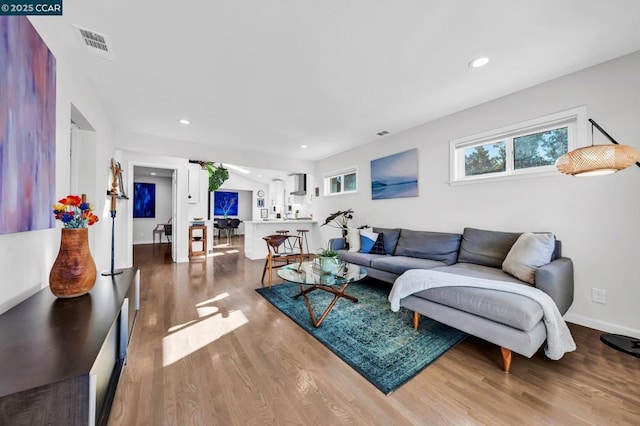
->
[324,167,358,196]
[450,107,586,184]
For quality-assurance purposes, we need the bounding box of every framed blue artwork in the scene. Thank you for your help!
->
[0,17,56,235]
[133,182,156,218]
[214,191,238,216]
[370,149,419,200]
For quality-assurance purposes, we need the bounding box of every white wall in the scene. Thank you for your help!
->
[132,175,173,244]
[315,51,640,338]
[0,18,118,313]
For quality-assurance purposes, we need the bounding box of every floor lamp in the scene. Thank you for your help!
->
[102,159,124,277]
[556,118,640,357]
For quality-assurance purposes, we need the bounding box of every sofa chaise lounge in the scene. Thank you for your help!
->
[330,227,574,372]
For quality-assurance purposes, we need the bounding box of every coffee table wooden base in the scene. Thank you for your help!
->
[294,283,358,327]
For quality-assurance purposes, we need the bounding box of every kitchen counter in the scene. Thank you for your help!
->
[244,220,319,260]
[244,219,317,224]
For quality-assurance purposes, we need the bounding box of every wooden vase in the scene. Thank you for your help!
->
[49,228,97,298]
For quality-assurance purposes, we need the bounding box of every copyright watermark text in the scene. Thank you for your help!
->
[1,0,62,15]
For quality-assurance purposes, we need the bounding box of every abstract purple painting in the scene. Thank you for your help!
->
[0,16,56,234]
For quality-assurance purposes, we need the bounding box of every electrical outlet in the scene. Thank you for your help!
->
[592,288,606,304]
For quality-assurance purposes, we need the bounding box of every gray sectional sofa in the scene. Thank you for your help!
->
[329,227,574,372]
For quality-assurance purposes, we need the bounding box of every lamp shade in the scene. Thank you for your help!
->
[555,144,640,176]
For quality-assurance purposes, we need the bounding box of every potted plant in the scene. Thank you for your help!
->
[199,161,229,191]
[321,209,354,237]
[316,247,341,274]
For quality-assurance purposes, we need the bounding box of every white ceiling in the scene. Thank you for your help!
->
[32,1,640,163]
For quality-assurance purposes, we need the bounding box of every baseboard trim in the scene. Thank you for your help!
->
[565,313,640,339]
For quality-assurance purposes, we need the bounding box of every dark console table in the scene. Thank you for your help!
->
[0,267,139,425]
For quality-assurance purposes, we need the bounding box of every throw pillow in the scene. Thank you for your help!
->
[359,229,379,253]
[347,227,361,252]
[369,232,386,255]
[502,232,555,285]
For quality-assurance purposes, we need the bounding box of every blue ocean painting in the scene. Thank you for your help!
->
[133,182,156,218]
[371,149,418,200]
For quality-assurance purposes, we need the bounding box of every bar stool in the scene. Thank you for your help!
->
[275,229,291,252]
[296,229,310,259]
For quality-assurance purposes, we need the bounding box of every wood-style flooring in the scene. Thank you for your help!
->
[109,237,640,425]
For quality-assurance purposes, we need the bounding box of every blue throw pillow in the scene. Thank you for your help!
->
[360,229,378,253]
[360,230,386,254]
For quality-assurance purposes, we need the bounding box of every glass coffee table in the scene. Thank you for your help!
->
[277,261,368,327]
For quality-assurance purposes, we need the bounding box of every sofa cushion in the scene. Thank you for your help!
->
[394,229,461,265]
[347,227,361,252]
[337,250,387,267]
[372,227,401,255]
[502,232,555,284]
[457,228,521,268]
[370,233,386,255]
[433,263,527,284]
[412,286,543,332]
[370,256,447,275]
[359,229,380,253]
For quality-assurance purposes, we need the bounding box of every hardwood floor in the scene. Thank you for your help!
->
[109,238,640,425]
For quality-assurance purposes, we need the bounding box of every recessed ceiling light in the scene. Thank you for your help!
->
[150,172,157,176]
[469,57,490,68]
[179,118,191,125]
[300,145,308,149]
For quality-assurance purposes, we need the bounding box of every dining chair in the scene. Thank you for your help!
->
[261,234,304,289]
[217,219,230,243]
[229,218,240,237]
[163,224,172,242]
[153,218,172,243]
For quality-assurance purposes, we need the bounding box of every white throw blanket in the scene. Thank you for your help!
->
[388,269,576,360]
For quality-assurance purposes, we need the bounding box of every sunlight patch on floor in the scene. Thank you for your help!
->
[196,293,229,307]
[167,319,198,333]
[196,306,219,317]
[162,309,248,366]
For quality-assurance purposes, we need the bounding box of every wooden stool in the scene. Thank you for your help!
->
[296,229,310,258]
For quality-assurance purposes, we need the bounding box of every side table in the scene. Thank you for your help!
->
[189,225,207,257]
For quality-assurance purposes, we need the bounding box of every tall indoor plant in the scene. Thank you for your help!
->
[49,195,99,298]
[321,209,354,237]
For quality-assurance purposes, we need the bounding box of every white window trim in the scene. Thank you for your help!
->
[323,166,358,196]
[449,106,587,185]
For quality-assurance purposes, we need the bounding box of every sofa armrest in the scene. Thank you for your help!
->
[329,238,346,251]
[535,257,574,315]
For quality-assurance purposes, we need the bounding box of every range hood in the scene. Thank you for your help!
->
[290,173,307,195]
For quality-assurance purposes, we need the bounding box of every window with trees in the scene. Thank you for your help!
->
[324,167,358,196]
[450,107,586,184]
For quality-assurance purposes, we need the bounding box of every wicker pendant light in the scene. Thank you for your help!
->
[555,119,640,176]
[556,144,639,176]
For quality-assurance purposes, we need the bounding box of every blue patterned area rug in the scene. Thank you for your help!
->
[256,281,466,394]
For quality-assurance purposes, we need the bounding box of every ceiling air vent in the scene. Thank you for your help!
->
[72,24,115,60]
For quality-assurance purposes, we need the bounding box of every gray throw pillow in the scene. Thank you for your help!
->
[502,232,555,284]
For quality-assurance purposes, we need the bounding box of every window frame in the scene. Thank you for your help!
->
[324,166,358,196]
[449,106,587,185]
